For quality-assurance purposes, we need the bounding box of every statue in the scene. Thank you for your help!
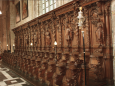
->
[74,25,79,36]
[34,32,38,45]
[95,23,104,47]
[45,29,51,46]
[65,24,72,43]
[27,35,29,45]
[20,38,22,47]
[24,35,27,47]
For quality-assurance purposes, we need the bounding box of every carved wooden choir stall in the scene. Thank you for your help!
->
[2,0,113,86]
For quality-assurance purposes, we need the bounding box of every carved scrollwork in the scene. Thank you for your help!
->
[74,25,79,44]
[72,1,79,12]
[90,56,105,82]
[83,7,90,51]
[51,11,56,19]
[105,2,111,16]
[38,25,41,50]
[96,2,102,15]
[65,13,69,27]
[51,18,56,43]
[41,22,46,50]
[35,24,39,47]
[34,30,38,46]
[90,9,100,26]
[57,16,61,32]
[26,35,29,46]
[56,16,62,51]
[41,22,44,34]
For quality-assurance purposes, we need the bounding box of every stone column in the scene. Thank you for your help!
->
[10,2,15,53]
[2,15,7,51]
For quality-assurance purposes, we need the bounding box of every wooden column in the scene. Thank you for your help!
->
[105,2,114,85]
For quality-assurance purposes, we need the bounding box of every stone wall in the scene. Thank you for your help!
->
[12,0,72,29]
[111,0,115,83]
[0,1,10,53]
[14,0,35,28]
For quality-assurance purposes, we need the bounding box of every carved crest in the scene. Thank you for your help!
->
[91,9,100,26]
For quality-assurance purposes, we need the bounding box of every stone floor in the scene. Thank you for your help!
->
[0,60,34,86]
[0,60,48,86]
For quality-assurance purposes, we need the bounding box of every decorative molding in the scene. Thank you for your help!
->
[11,1,113,85]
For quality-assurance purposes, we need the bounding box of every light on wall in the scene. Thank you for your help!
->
[13,44,15,46]
[30,43,33,46]
[54,41,57,45]
[54,41,57,63]
[7,44,8,51]
[0,11,2,14]
[13,44,15,52]
[30,43,33,51]
[0,7,2,15]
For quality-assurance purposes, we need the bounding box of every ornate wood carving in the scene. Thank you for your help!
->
[95,21,104,47]
[56,16,62,52]
[41,22,45,51]
[83,7,90,51]
[45,25,51,46]
[90,8,100,26]
[11,0,113,86]
[96,1,102,15]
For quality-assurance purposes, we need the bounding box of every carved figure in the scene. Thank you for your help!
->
[65,24,72,43]
[20,38,22,47]
[95,23,104,46]
[27,35,29,45]
[34,32,38,44]
[65,28,70,41]
[74,25,79,36]
[45,30,51,46]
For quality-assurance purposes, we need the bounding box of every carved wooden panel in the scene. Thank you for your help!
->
[12,0,113,86]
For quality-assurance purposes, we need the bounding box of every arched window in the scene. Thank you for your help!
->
[39,0,73,15]
[42,0,56,14]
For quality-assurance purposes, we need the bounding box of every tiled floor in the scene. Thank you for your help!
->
[0,60,33,86]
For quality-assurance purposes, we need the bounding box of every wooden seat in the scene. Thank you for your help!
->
[33,52,42,79]
[38,52,49,83]
[45,53,56,86]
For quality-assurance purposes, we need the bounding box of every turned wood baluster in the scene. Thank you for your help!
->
[45,53,56,85]
[53,53,68,86]
[33,52,43,79]
[38,52,49,82]
[28,52,36,78]
[62,54,83,86]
